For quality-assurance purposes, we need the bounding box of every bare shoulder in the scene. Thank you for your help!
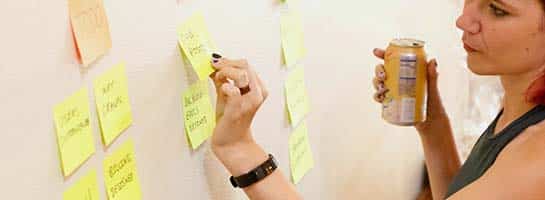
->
[448,122,545,200]
[499,121,545,166]
[491,122,545,195]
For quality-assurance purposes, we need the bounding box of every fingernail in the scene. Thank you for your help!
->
[212,53,222,59]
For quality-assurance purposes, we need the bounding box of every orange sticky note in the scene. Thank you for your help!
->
[69,0,112,66]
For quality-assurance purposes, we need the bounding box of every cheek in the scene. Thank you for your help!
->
[481,26,545,74]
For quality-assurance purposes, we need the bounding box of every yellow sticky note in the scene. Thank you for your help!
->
[177,13,217,80]
[285,65,310,127]
[182,80,216,149]
[104,139,142,200]
[94,63,133,147]
[281,11,306,68]
[53,88,96,177]
[69,0,112,66]
[289,122,314,184]
[63,170,100,200]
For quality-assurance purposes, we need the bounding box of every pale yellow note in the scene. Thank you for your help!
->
[94,63,133,147]
[53,87,96,177]
[177,13,217,80]
[281,10,306,68]
[289,122,314,184]
[285,65,310,127]
[182,80,216,149]
[69,0,112,66]
[104,139,142,200]
[63,170,100,200]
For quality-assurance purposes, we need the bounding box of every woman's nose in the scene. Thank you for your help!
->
[456,8,481,34]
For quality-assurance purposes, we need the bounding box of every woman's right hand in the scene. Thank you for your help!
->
[372,48,450,134]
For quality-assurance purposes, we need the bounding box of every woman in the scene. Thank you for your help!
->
[208,0,545,199]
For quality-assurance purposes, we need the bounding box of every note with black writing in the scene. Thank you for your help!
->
[53,87,95,177]
[63,170,100,200]
[281,10,306,68]
[289,122,314,184]
[182,80,215,149]
[103,139,142,200]
[285,65,310,127]
[177,12,217,80]
[94,63,133,147]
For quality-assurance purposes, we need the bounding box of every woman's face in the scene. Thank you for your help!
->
[457,0,545,76]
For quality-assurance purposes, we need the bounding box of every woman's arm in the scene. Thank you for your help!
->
[373,49,461,199]
[213,141,301,200]
[208,54,302,200]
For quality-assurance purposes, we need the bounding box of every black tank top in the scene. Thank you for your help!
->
[445,105,545,198]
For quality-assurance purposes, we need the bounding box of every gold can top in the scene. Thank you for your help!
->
[390,38,425,48]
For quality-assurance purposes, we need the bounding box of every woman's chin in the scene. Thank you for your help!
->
[467,64,496,76]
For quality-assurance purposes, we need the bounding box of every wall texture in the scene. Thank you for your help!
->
[0,0,469,199]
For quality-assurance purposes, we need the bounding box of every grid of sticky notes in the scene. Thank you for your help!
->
[281,10,306,68]
[68,0,112,66]
[63,170,100,200]
[94,63,133,147]
[177,13,218,80]
[281,7,314,184]
[53,87,96,177]
[285,65,310,128]
[55,63,136,199]
[289,122,314,184]
[182,80,216,149]
[103,139,143,200]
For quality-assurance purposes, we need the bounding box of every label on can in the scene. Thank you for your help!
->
[382,38,427,126]
[399,54,417,96]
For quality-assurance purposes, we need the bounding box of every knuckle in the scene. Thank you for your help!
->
[241,59,249,66]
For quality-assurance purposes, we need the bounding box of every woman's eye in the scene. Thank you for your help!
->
[489,3,509,17]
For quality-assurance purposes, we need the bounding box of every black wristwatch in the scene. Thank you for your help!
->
[230,154,278,188]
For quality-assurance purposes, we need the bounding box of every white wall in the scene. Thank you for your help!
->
[0,0,468,199]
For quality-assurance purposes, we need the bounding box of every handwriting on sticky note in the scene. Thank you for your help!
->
[182,80,215,149]
[177,13,217,80]
[104,139,142,200]
[285,65,310,127]
[281,10,306,68]
[289,122,314,184]
[94,63,133,146]
[63,170,100,200]
[54,88,96,177]
[69,0,112,66]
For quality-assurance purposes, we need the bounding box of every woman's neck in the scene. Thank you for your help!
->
[495,72,540,135]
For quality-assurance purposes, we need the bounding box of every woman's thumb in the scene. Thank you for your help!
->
[427,59,439,91]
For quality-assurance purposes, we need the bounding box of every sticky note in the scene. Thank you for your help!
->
[68,0,112,66]
[177,13,217,80]
[281,10,306,68]
[182,80,216,149]
[104,139,142,200]
[285,65,310,127]
[94,63,133,147]
[63,170,100,200]
[289,122,314,184]
[53,88,96,177]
